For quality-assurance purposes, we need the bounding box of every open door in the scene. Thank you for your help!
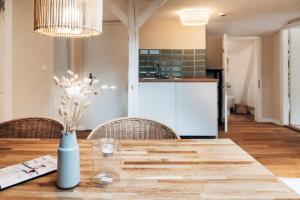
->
[222,34,229,132]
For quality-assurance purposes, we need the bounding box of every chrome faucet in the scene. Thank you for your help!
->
[154,62,161,78]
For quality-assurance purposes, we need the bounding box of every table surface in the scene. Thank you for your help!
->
[0,139,298,200]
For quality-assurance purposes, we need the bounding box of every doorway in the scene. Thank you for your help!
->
[226,37,262,126]
[85,24,128,130]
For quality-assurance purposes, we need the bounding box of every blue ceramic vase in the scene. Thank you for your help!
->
[56,131,80,189]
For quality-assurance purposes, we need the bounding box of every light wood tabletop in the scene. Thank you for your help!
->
[0,139,298,200]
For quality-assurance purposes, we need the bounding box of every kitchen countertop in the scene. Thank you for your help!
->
[139,77,218,82]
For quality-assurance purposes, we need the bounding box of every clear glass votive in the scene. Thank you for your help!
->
[92,138,121,185]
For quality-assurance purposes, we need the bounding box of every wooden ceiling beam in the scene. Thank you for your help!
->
[137,0,167,29]
[106,0,129,27]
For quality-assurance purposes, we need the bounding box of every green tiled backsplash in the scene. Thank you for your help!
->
[139,49,206,78]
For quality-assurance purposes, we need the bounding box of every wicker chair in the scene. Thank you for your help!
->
[0,117,64,139]
[87,117,179,140]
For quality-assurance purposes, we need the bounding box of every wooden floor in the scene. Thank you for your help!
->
[220,114,300,178]
[78,115,300,178]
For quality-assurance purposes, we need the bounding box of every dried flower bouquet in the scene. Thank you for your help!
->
[53,70,115,133]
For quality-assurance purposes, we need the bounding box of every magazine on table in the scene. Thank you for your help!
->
[0,155,57,190]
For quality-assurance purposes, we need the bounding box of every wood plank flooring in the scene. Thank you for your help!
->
[78,114,300,178]
[220,114,300,178]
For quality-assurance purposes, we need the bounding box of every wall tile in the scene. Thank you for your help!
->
[139,49,206,78]
[195,49,206,54]
[184,49,195,54]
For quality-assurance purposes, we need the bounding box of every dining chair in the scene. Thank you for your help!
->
[0,117,63,138]
[87,117,179,140]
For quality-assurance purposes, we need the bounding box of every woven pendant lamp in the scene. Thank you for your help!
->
[34,0,103,38]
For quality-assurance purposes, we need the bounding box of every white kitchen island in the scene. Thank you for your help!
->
[138,78,218,137]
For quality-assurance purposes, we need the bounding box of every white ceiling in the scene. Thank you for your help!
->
[103,0,300,36]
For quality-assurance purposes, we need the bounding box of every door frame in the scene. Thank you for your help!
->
[222,34,228,132]
[225,36,263,122]
[282,26,300,128]
[281,29,289,126]
[280,19,300,126]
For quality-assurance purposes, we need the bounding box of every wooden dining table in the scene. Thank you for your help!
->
[0,138,298,200]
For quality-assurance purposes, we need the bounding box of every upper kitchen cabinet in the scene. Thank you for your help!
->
[206,35,223,69]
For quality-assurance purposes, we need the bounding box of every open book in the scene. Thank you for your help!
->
[0,155,57,190]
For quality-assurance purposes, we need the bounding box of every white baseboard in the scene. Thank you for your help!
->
[260,118,272,123]
[272,119,284,126]
[261,118,283,126]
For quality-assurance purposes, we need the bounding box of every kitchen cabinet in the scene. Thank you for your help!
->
[175,83,218,136]
[138,81,218,137]
[138,82,176,129]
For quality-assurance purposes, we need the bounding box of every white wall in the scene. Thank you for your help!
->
[52,39,68,120]
[85,23,128,129]
[289,28,300,125]
[140,21,206,49]
[12,0,54,119]
[0,13,4,120]
[227,39,257,108]
[0,0,13,121]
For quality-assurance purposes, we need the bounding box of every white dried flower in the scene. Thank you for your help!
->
[60,100,66,106]
[101,85,109,90]
[53,71,111,133]
[66,94,71,100]
[67,70,74,76]
[84,102,91,108]
[76,80,82,85]
[59,106,64,116]
[63,111,68,117]
[53,76,59,85]
[83,91,94,95]
[110,85,117,90]
[84,78,91,84]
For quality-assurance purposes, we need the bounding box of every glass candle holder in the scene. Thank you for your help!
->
[92,139,121,185]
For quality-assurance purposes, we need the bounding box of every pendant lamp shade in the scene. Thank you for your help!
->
[34,0,103,38]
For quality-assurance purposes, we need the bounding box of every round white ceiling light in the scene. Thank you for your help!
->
[179,9,211,26]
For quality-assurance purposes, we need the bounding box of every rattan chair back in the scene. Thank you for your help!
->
[0,117,63,138]
[87,117,179,140]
